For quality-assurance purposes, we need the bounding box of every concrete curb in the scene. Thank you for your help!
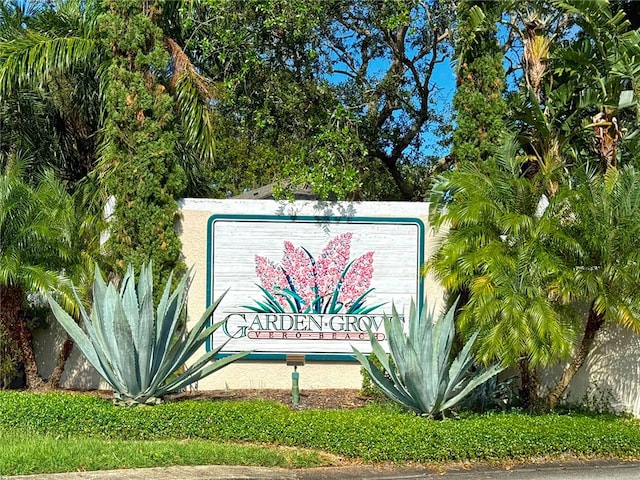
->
[3,465,298,480]
[4,461,640,480]
[2,465,432,480]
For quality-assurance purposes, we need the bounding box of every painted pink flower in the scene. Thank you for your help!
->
[316,232,352,298]
[339,251,375,306]
[253,234,376,313]
[255,255,289,308]
[281,241,316,308]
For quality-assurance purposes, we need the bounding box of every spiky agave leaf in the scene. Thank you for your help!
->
[49,261,250,405]
[354,297,505,417]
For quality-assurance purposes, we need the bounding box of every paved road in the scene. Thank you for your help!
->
[4,461,640,480]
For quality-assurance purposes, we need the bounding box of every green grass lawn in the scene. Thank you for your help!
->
[2,391,640,476]
[0,431,333,476]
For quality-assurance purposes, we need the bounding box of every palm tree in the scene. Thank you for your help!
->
[0,0,102,185]
[502,0,640,407]
[431,1,640,410]
[427,138,581,407]
[499,0,640,196]
[553,1,640,170]
[0,0,216,170]
[546,166,640,408]
[429,145,640,409]
[0,159,78,389]
[47,181,102,388]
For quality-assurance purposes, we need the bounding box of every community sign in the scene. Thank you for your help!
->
[195,201,429,359]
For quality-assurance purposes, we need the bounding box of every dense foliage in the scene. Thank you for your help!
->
[1,0,640,414]
[179,0,456,200]
[2,392,640,463]
[0,161,79,388]
[428,0,640,408]
[452,1,507,166]
[98,0,188,291]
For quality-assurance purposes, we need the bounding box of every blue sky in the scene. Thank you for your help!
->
[325,47,457,161]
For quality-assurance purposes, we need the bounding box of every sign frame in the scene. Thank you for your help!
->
[205,213,426,361]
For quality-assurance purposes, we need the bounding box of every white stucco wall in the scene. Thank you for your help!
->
[541,323,640,416]
[32,319,101,389]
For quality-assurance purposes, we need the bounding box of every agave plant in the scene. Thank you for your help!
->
[48,262,249,405]
[353,298,505,417]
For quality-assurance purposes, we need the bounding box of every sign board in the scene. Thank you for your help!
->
[206,212,426,359]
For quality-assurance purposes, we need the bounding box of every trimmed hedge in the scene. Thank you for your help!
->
[2,391,640,462]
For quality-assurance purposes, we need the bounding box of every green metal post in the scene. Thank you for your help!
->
[292,366,300,406]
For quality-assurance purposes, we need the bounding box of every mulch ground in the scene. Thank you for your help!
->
[68,388,372,410]
[169,388,371,410]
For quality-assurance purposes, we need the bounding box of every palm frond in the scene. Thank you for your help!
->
[167,37,220,167]
[0,31,99,95]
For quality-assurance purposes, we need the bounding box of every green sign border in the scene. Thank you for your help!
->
[206,214,426,361]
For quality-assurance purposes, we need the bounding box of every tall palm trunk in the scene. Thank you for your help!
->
[518,358,541,409]
[1,285,22,386]
[48,336,75,388]
[16,318,44,390]
[546,305,605,409]
[0,285,44,389]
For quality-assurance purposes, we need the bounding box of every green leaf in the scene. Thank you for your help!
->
[618,89,635,109]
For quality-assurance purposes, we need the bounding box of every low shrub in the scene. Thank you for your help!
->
[2,391,640,463]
